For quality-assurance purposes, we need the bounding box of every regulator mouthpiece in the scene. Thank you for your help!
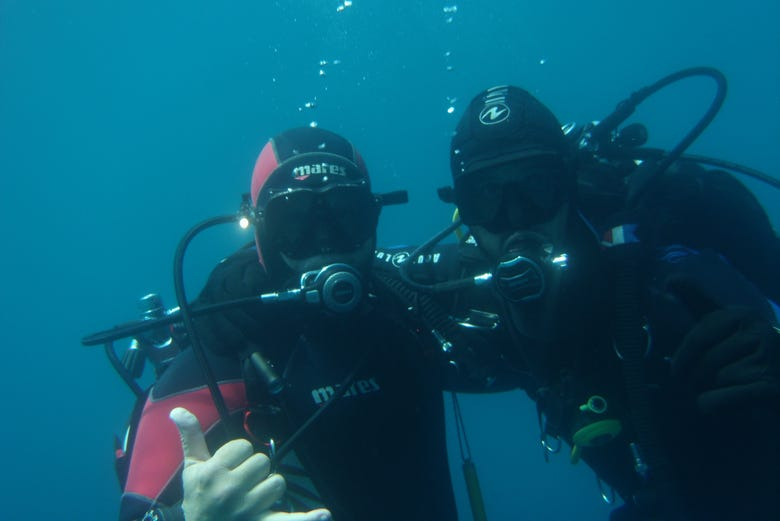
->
[494,254,546,303]
[300,264,364,314]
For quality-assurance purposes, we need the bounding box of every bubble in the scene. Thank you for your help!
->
[446,96,457,114]
[336,0,352,12]
[443,5,457,23]
[309,121,318,128]
[539,58,547,65]
[319,69,326,76]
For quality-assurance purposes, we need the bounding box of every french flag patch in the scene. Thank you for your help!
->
[601,224,639,248]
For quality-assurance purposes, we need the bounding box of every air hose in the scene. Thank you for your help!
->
[588,67,728,207]
[173,213,240,437]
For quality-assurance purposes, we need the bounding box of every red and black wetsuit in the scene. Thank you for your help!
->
[119,247,458,521]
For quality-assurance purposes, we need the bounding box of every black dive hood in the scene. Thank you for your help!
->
[406,67,779,298]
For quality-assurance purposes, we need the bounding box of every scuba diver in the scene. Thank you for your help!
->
[111,127,462,521]
[389,71,780,520]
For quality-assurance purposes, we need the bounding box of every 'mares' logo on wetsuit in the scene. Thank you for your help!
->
[292,162,348,181]
[311,377,381,404]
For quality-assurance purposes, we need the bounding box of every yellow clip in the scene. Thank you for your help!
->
[570,419,622,464]
[578,395,608,414]
[452,208,464,242]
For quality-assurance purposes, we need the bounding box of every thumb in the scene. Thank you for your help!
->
[261,508,332,521]
[170,407,212,466]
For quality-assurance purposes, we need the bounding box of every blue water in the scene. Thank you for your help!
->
[1,1,778,519]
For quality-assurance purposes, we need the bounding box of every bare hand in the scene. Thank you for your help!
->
[169,407,332,521]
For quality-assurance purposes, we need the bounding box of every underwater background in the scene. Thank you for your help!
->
[1,1,778,519]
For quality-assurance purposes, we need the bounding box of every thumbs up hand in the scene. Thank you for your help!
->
[666,276,780,415]
[170,407,332,521]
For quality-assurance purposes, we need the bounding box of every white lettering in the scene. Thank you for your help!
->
[311,386,335,405]
[292,162,348,178]
[310,377,381,405]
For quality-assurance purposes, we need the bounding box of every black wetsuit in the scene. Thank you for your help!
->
[376,211,780,521]
[119,247,458,521]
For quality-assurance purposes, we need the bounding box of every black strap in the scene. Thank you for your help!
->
[373,272,461,347]
[610,241,685,520]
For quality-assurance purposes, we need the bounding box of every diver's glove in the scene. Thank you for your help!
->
[668,279,780,415]
[170,407,332,521]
